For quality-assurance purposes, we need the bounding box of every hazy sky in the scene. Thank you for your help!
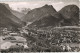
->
[0,0,79,11]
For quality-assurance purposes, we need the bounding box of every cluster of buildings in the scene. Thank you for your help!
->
[0,28,29,51]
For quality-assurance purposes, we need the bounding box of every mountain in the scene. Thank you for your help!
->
[28,4,79,28]
[28,12,64,28]
[19,8,31,14]
[2,3,25,21]
[28,14,61,28]
[59,5,79,26]
[22,4,57,23]
[0,3,24,30]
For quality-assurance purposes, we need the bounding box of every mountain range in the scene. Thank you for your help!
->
[25,4,79,28]
[0,3,79,30]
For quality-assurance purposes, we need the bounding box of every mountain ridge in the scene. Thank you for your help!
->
[28,4,79,28]
[22,4,57,23]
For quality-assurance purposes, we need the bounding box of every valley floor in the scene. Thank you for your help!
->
[0,27,80,52]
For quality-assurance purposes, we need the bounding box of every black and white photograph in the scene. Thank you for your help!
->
[0,0,80,52]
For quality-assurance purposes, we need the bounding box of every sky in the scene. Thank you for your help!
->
[0,0,79,11]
